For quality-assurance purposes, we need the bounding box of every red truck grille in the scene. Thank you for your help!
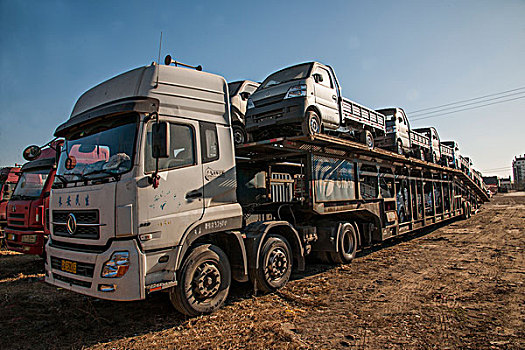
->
[7,213,25,227]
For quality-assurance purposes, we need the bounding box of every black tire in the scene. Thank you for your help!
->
[302,111,321,136]
[169,244,231,316]
[359,130,374,149]
[232,124,247,145]
[396,140,404,155]
[330,224,358,264]
[252,234,292,293]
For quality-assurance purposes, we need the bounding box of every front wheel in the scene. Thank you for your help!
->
[359,130,374,149]
[302,111,321,136]
[170,244,231,316]
[396,140,404,155]
[251,234,292,293]
[232,124,247,145]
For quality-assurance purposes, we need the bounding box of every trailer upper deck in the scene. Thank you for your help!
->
[236,134,489,202]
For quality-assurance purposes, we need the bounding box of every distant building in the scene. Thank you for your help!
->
[499,177,512,193]
[482,176,499,186]
[513,155,525,190]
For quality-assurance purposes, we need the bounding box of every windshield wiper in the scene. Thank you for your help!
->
[54,174,69,185]
[11,194,38,200]
[83,169,120,180]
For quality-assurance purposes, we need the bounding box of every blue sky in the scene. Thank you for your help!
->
[1,0,524,178]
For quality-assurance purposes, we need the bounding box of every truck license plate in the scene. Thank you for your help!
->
[7,233,15,241]
[61,259,77,274]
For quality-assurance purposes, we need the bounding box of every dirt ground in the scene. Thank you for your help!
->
[1,193,523,350]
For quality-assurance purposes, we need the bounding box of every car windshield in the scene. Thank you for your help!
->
[228,82,242,96]
[260,63,312,89]
[12,169,49,199]
[57,115,138,182]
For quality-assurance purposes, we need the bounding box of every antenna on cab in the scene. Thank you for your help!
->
[155,31,163,87]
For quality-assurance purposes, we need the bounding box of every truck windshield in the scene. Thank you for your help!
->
[260,63,312,89]
[1,183,16,201]
[228,82,242,96]
[57,116,138,182]
[12,169,49,199]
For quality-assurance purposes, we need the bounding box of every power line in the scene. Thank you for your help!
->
[410,91,525,118]
[411,95,525,121]
[407,86,525,114]
[481,166,513,172]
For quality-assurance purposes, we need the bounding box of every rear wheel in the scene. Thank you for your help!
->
[359,130,374,148]
[252,235,292,293]
[330,224,358,264]
[170,244,231,316]
[302,111,321,136]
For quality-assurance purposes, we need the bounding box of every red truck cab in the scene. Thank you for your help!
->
[5,143,61,255]
[0,167,21,243]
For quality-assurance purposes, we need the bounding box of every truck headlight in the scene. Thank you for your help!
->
[101,251,130,278]
[21,234,37,244]
[284,84,307,99]
[247,98,255,109]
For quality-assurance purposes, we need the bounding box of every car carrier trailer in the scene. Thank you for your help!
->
[44,60,489,316]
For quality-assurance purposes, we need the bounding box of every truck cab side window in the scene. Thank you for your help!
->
[314,68,333,88]
[199,122,219,163]
[145,122,195,173]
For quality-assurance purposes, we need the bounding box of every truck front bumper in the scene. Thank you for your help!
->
[245,98,306,133]
[45,238,145,301]
[5,228,45,255]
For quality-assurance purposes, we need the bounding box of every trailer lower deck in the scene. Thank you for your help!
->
[236,134,488,248]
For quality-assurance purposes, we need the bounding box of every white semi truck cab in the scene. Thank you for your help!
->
[45,62,250,314]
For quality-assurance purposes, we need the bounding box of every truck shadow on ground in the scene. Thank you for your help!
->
[0,219,460,349]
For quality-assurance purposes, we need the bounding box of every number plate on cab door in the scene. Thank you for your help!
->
[61,259,77,274]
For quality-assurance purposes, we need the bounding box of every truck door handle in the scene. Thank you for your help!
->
[332,95,337,100]
[185,190,203,199]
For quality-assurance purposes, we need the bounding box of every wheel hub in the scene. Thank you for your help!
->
[193,263,221,299]
[267,248,288,279]
[310,118,320,134]
[234,130,244,144]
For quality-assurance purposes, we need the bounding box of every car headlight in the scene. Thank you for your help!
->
[21,234,37,244]
[247,98,255,109]
[284,84,307,99]
[101,251,130,278]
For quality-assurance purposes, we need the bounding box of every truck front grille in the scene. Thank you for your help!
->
[52,210,100,239]
[7,213,25,227]
[253,93,286,108]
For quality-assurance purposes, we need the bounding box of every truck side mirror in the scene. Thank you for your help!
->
[312,73,323,83]
[240,91,250,100]
[152,122,170,158]
[23,145,42,161]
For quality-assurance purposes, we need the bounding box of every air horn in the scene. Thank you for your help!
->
[164,55,202,71]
